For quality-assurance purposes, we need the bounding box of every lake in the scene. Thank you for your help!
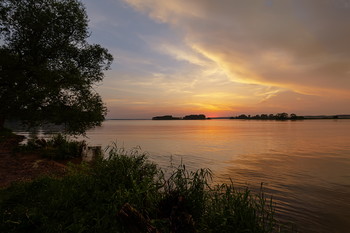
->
[14,119,350,233]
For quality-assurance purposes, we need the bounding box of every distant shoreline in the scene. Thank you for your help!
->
[106,115,350,121]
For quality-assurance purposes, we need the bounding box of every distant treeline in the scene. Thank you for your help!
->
[231,113,304,120]
[152,113,350,121]
[152,114,207,120]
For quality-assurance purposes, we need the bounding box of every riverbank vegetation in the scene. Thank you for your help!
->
[0,144,295,232]
[15,134,87,160]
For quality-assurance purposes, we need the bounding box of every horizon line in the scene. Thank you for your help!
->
[106,114,350,121]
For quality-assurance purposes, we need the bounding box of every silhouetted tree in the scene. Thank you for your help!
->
[237,114,248,119]
[290,113,297,120]
[0,0,113,134]
[275,113,288,120]
[152,115,181,120]
[183,114,206,120]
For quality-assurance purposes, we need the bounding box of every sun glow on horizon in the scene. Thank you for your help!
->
[85,0,350,119]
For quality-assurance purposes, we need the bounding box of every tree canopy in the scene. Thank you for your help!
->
[0,0,113,135]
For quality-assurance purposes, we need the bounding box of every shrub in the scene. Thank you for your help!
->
[16,134,86,160]
[0,128,15,143]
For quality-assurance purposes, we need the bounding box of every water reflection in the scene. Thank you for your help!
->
[10,119,350,233]
[217,151,350,233]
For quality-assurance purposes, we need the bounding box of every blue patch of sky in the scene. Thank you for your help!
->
[83,0,192,77]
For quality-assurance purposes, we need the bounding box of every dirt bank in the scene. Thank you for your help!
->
[0,135,69,188]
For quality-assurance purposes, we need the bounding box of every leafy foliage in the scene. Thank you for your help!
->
[0,0,113,134]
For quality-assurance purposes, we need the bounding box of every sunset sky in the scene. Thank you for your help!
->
[83,0,350,119]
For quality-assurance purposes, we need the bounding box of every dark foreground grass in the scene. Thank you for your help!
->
[0,146,295,233]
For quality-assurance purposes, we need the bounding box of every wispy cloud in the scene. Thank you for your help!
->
[82,0,350,117]
[123,0,350,93]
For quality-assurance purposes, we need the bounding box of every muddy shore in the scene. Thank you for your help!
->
[0,135,76,188]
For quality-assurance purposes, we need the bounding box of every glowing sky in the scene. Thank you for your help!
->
[84,0,350,119]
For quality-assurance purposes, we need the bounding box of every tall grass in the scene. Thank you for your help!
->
[0,145,295,232]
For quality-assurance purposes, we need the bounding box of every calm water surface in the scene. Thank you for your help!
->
[16,119,350,232]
